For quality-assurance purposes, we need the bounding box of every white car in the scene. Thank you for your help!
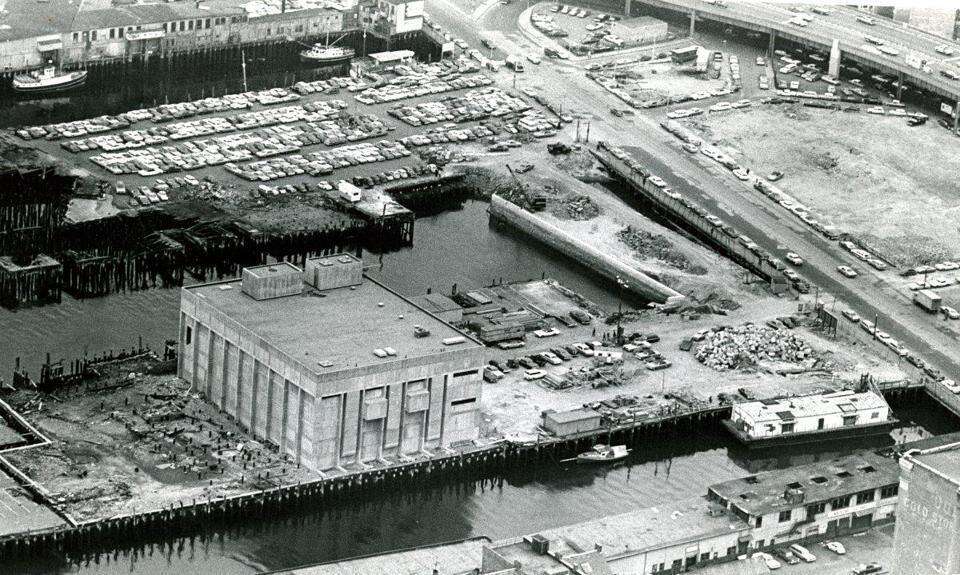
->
[648,176,668,188]
[824,541,846,555]
[837,265,858,278]
[942,306,960,320]
[785,252,804,266]
[790,544,816,563]
[523,369,546,381]
[732,167,751,181]
[526,54,541,65]
[184,175,200,186]
[842,309,860,322]
[454,38,468,49]
[573,342,595,356]
[534,328,560,338]
[752,552,782,570]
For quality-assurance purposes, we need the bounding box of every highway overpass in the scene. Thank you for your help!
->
[629,0,960,104]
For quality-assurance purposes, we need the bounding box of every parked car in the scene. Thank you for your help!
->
[837,265,858,278]
[789,543,816,563]
[773,548,800,565]
[852,563,884,575]
[752,552,782,570]
[573,342,595,356]
[523,369,546,381]
[540,352,562,365]
[824,541,846,555]
[841,309,861,322]
[785,252,804,266]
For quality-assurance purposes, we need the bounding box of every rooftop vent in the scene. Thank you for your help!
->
[442,336,466,346]
[241,263,303,300]
[304,253,362,291]
[836,471,853,478]
[859,465,877,473]
[810,476,828,484]
[743,476,759,484]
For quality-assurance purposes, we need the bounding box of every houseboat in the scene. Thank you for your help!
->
[13,67,87,94]
[723,390,895,448]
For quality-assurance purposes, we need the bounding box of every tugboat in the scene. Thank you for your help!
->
[299,44,354,65]
[575,444,630,464]
[13,66,87,94]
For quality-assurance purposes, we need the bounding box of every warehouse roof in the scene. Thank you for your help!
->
[498,496,748,561]
[545,408,601,424]
[184,273,482,374]
[910,441,960,487]
[709,451,899,517]
[0,0,80,42]
[73,3,243,31]
[733,390,889,425]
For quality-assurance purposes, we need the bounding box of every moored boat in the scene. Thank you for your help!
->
[723,390,896,449]
[299,45,354,65]
[576,444,630,464]
[13,66,87,94]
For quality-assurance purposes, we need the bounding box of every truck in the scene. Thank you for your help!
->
[914,289,942,313]
[505,55,525,72]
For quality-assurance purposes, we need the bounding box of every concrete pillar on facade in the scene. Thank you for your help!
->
[828,38,841,78]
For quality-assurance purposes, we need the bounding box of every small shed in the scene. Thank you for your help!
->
[542,408,602,437]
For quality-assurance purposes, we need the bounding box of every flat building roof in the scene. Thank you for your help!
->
[710,451,899,517]
[184,274,482,374]
[912,442,960,486]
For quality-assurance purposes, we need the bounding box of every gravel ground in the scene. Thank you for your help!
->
[683,105,960,266]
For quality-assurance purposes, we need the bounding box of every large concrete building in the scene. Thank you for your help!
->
[177,254,486,472]
[893,441,960,575]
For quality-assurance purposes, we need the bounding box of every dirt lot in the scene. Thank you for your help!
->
[466,145,758,302]
[683,104,960,266]
[4,361,316,522]
[598,60,729,104]
[480,294,908,442]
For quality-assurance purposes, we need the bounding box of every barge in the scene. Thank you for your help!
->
[723,390,896,448]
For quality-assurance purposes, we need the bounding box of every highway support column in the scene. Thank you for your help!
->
[689,11,696,35]
[767,29,776,56]
[828,39,841,78]
[624,0,631,17]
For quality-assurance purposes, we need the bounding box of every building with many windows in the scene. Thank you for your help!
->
[177,254,486,472]
[708,451,900,550]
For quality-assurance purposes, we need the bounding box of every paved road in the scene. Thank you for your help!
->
[425,0,960,383]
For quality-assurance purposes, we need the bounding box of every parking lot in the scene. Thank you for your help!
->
[16,58,558,212]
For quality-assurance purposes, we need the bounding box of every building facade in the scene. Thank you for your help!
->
[709,452,900,549]
[177,255,486,472]
[893,442,960,575]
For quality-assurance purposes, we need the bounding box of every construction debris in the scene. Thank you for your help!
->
[694,323,814,371]
[617,226,700,272]
[551,194,600,220]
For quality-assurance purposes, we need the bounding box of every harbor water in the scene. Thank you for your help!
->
[3,198,959,575]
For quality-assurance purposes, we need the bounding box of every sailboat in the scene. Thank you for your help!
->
[299,32,354,65]
[13,65,87,94]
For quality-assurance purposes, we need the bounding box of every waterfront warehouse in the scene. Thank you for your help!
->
[177,254,487,472]
[893,441,960,575]
[708,451,900,549]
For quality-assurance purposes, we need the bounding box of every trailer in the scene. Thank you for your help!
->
[914,289,942,313]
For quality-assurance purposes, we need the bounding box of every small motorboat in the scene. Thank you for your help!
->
[299,45,354,65]
[13,66,87,94]
[575,444,630,464]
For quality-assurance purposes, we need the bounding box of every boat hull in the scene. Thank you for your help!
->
[576,454,629,464]
[722,418,897,449]
[13,72,88,94]
[299,52,353,65]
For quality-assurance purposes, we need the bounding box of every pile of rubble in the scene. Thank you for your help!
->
[694,324,814,371]
[617,226,693,270]
[551,194,600,220]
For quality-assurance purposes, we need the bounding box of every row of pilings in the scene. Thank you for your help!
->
[0,406,729,562]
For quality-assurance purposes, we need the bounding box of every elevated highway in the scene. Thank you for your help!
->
[636,0,960,103]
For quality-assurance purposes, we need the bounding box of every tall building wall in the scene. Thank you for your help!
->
[894,453,960,575]
[178,282,484,472]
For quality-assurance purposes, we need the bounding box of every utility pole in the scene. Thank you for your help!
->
[241,49,248,92]
[873,313,879,340]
